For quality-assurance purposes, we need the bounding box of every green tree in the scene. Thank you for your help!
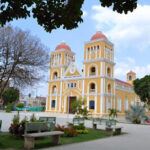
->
[2,87,19,105]
[0,0,138,32]
[16,103,24,108]
[108,108,118,119]
[71,98,88,117]
[133,75,150,105]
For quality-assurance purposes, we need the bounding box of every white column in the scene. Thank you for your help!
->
[104,47,105,58]
[99,46,101,58]
[86,49,88,60]
[96,49,97,59]
[103,62,105,76]
[87,96,89,111]
[82,80,85,100]
[89,48,91,59]
[59,81,62,112]
[101,62,103,76]
[64,96,66,113]
[114,82,116,109]
[100,78,103,114]
[50,95,52,111]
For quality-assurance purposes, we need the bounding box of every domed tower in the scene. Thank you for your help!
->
[49,42,75,80]
[83,31,115,115]
[127,70,136,85]
[47,42,75,112]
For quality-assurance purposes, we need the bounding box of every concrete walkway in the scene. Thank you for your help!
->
[42,123,150,150]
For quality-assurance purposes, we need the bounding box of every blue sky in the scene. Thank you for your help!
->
[10,0,150,97]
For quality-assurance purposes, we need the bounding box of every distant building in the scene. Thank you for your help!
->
[19,95,46,107]
[46,31,138,116]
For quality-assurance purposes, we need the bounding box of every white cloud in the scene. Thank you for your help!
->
[92,4,150,51]
[82,11,88,17]
[115,57,150,80]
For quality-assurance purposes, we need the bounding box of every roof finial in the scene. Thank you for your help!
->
[62,40,65,44]
[97,31,102,33]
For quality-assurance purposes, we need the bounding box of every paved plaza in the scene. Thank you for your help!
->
[0,111,150,150]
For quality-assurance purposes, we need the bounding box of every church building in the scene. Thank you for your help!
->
[46,31,138,116]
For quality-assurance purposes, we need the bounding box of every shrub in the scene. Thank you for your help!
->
[76,129,88,134]
[30,114,37,122]
[125,105,147,124]
[9,113,39,138]
[6,103,14,112]
[73,124,88,134]
[73,124,85,130]
[55,124,77,137]
[16,103,24,108]
[9,112,20,135]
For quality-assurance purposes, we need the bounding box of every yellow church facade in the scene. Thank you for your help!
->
[46,31,138,116]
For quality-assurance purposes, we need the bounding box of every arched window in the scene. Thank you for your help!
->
[129,75,132,80]
[90,83,95,93]
[108,84,111,93]
[90,67,96,76]
[51,100,55,108]
[53,72,58,80]
[89,100,95,109]
[107,67,111,77]
[52,85,57,94]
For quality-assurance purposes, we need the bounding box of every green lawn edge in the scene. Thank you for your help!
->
[0,129,123,149]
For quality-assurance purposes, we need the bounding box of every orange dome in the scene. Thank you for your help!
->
[127,70,136,75]
[91,31,107,41]
[55,42,71,51]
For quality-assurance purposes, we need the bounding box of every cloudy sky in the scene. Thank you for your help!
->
[10,0,150,97]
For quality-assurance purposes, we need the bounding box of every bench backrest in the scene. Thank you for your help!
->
[73,118,84,125]
[39,117,56,125]
[105,120,116,127]
[25,122,54,134]
[0,120,2,131]
[92,118,100,124]
[100,118,107,124]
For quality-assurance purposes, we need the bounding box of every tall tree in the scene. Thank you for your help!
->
[0,0,138,32]
[0,26,49,97]
[133,75,150,105]
[2,87,19,105]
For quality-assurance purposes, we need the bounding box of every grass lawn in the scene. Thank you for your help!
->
[0,129,111,149]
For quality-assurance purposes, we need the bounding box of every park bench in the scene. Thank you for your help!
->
[39,116,56,125]
[73,117,85,125]
[24,121,54,134]
[92,118,122,135]
[24,131,64,149]
[92,118,108,129]
[0,120,2,132]
[24,122,63,149]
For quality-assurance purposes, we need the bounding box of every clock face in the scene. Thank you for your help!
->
[70,65,76,74]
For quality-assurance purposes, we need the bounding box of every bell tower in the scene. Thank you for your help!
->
[127,70,136,85]
[47,42,75,112]
[83,31,115,115]
[49,42,75,80]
